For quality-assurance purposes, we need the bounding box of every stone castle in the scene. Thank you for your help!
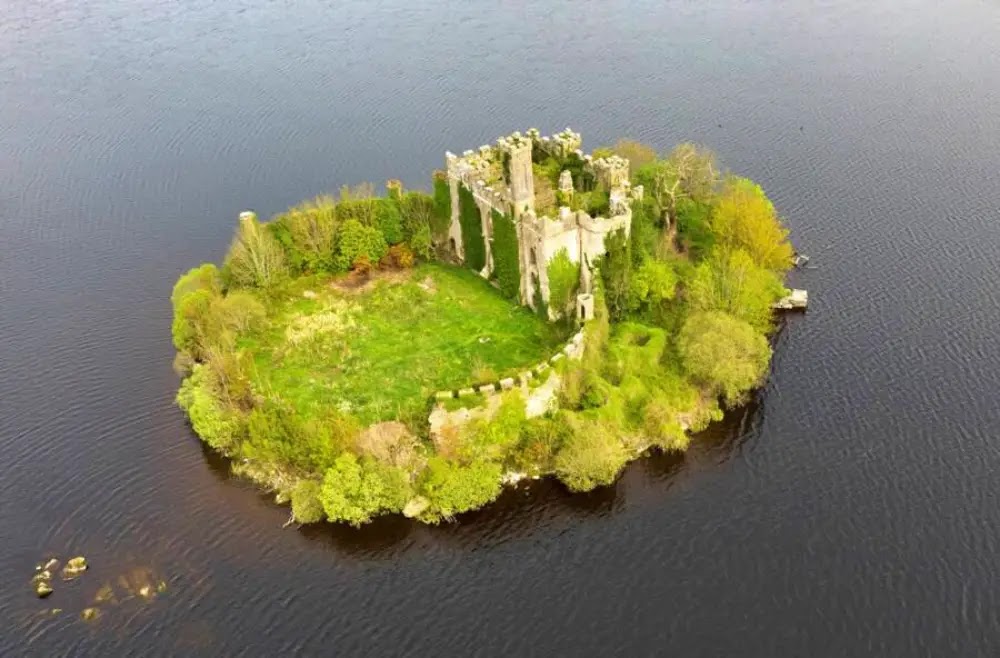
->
[444,128,642,321]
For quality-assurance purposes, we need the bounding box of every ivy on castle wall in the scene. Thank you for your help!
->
[457,184,486,271]
[491,209,520,300]
[431,172,452,242]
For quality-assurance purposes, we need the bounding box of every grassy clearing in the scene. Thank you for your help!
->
[239,263,562,427]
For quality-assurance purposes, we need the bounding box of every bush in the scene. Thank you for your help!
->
[459,393,525,463]
[243,400,350,473]
[410,223,432,260]
[335,219,388,272]
[599,229,632,321]
[418,457,503,521]
[321,453,412,526]
[554,416,629,492]
[375,199,403,245]
[627,260,677,312]
[381,244,415,269]
[290,480,325,523]
[512,416,571,471]
[677,311,771,405]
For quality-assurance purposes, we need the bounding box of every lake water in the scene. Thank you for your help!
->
[3,0,1000,654]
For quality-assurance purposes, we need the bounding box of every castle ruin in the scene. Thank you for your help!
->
[444,128,642,321]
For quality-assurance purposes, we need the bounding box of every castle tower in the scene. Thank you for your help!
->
[507,140,534,219]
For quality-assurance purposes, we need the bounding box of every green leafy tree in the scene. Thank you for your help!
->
[171,288,222,359]
[224,214,288,289]
[176,364,245,452]
[635,143,718,228]
[215,290,266,334]
[554,416,629,491]
[270,195,339,273]
[627,259,677,312]
[290,480,325,523]
[321,453,412,526]
[418,457,503,521]
[546,248,580,321]
[375,199,403,245]
[609,139,657,173]
[677,311,772,404]
[431,171,453,241]
[460,393,525,463]
[687,248,785,332]
[710,177,793,270]
[599,229,632,321]
[171,263,221,309]
[335,219,388,271]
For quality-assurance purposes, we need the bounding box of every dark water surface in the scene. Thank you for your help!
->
[3,0,1000,654]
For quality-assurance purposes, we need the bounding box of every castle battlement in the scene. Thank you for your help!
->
[444,129,635,321]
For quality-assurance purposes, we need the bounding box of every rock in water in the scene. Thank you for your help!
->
[62,556,88,580]
[36,581,53,598]
[81,607,100,622]
[43,558,60,572]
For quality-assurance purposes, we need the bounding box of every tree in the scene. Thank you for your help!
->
[627,259,677,312]
[321,453,412,526]
[272,195,339,273]
[635,143,718,228]
[335,219,388,272]
[687,248,785,332]
[291,480,325,523]
[171,288,222,359]
[418,457,502,521]
[171,263,221,309]
[599,229,632,321]
[710,177,793,270]
[546,248,580,321]
[215,290,266,334]
[610,139,657,173]
[677,311,771,405]
[224,214,288,289]
[554,416,629,491]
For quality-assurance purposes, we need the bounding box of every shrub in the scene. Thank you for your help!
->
[512,416,571,471]
[410,223,432,260]
[554,416,629,492]
[335,219,388,272]
[224,214,288,289]
[599,229,632,321]
[418,457,503,521]
[382,244,415,269]
[375,199,403,245]
[459,393,525,463]
[354,421,420,469]
[321,453,412,526]
[677,311,771,405]
[643,397,690,452]
[290,480,325,523]
[243,400,349,473]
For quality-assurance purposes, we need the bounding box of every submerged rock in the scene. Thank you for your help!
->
[81,607,101,622]
[36,581,53,598]
[62,556,88,579]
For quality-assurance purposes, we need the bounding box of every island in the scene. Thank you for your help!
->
[171,128,797,526]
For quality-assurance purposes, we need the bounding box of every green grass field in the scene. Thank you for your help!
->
[239,263,563,426]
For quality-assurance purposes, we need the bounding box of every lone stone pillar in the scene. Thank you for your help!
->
[508,140,534,220]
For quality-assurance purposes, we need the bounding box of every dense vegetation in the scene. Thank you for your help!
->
[172,138,794,527]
